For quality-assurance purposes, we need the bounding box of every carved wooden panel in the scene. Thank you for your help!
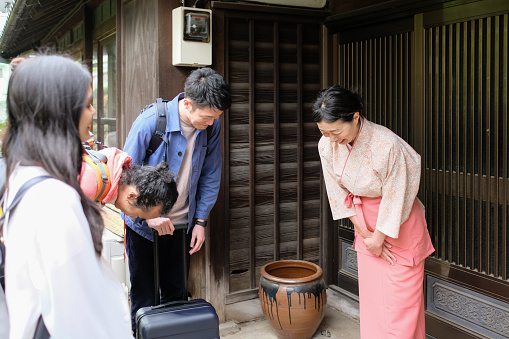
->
[427,276,509,339]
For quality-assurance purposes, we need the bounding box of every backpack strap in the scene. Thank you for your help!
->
[0,176,52,223]
[0,176,51,335]
[33,315,50,339]
[0,176,53,243]
[142,98,214,164]
[83,150,111,202]
[85,149,107,164]
[143,98,169,165]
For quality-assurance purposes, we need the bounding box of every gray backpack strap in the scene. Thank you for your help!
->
[1,175,52,289]
[85,149,107,163]
[83,149,109,202]
[1,176,53,221]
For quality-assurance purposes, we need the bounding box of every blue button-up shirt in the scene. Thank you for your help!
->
[122,93,222,241]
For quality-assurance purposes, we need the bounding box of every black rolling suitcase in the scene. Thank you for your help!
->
[135,224,220,339]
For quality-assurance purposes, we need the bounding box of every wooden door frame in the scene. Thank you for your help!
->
[209,2,330,318]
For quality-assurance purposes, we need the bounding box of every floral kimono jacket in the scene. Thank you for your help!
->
[319,119,434,266]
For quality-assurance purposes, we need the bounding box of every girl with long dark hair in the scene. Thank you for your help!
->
[1,55,132,338]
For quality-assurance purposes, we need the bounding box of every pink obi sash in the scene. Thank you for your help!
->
[345,193,435,266]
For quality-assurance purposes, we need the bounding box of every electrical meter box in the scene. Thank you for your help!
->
[172,7,212,67]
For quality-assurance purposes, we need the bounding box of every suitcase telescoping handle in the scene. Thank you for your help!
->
[152,228,160,306]
[151,223,189,306]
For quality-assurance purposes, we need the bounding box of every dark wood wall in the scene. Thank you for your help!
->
[119,0,191,148]
[121,0,159,145]
[211,2,329,305]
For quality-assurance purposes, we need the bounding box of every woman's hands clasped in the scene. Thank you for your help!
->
[362,230,397,266]
[349,215,396,265]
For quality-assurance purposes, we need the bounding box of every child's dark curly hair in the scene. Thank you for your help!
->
[119,162,178,215]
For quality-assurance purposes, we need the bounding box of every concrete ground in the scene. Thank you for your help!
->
[219,289,361,339]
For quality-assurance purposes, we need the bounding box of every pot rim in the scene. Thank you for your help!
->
[260,260,323,284]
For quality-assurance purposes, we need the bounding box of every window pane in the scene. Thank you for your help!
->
[92,44,98,140]
[102,40,116,147]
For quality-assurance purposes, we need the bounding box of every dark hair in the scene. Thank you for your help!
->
[3,54,105,255]
[184,67,232,111]
[312,86,363,123]
[119,162,178,215]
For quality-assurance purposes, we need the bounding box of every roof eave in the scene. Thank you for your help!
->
[0,0,32,57]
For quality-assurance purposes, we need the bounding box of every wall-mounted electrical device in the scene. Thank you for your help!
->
[172,7,212,67]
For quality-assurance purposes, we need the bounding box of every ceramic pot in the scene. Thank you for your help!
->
[259,260,327,339]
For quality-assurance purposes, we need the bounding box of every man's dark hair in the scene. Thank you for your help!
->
[184,67,232,111]
[119,162,178,215]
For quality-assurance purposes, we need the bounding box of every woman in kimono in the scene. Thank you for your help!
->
[313,86,434,339]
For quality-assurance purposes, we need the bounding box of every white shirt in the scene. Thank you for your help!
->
[3,166,132,339]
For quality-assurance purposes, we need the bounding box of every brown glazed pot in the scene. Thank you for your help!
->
[259,260,327,339]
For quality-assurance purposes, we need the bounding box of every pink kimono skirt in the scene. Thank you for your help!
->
[348,195,434,339]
